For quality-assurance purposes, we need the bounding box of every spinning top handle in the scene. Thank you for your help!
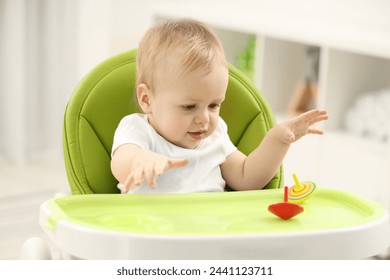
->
[292,174,303,191]
[284,186,288,202]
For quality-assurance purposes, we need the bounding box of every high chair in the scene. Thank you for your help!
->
[24,49,389,259]
[62,49,282,194]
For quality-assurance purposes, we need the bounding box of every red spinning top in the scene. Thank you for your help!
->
[268,186,304,220]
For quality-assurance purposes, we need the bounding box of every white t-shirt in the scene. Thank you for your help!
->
[111,113,237,194]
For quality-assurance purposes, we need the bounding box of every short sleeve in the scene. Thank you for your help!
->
[218,117,237,157]
[111,114,151,157]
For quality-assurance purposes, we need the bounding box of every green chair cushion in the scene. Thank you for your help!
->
[63,49,283,194]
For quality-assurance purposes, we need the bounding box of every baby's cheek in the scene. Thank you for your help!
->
[208,121,218,136]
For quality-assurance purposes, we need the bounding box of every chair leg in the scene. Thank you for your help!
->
[20,237,52,260]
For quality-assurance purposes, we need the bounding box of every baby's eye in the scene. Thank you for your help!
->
[209,103,221,110]
[182,104,196,111]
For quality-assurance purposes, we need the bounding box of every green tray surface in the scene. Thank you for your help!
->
[45,188,385,236]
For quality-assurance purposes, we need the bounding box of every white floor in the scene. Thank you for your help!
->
[0,158,68,259]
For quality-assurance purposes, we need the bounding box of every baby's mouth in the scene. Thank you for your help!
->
[188,130,207,140]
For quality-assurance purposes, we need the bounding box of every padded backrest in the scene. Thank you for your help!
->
[63,49,283,194]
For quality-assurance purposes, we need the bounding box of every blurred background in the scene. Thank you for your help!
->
[1,0,390,259]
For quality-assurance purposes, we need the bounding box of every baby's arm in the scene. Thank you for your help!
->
[111,144,188,193]
[221,109,328,190]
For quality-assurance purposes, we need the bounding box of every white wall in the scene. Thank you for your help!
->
[1,0,389,165]
[77,0,157,78]
[0,0,80,164]
[0,0,157,164]
[0,0,28,164]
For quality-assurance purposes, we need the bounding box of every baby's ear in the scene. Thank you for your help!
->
[136,84,152,113]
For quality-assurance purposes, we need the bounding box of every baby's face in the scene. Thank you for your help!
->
[147,64,228,149]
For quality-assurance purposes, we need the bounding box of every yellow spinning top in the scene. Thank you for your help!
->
[288,173,317,204]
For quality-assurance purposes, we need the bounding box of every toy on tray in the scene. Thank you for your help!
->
[288,174,317,204]
[268,186,304,220]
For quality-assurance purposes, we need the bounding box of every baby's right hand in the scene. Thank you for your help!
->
[123,152,188,193]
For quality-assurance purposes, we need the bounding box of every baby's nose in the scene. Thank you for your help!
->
[195,109,210,124]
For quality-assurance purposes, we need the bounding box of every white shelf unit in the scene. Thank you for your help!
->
[255,37,317,113]
[324,49,390,130]
[152,1,390,211]
[210,29,390,209]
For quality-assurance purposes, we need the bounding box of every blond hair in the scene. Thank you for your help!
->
[136,19,227,91]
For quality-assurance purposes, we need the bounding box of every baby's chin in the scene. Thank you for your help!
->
[172,141,201,150]
[168,137,203,150]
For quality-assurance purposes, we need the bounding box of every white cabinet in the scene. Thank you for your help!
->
[153,0,390,210]
[255,37,310,113]
[274,46,390,211]
[324,50,390,130]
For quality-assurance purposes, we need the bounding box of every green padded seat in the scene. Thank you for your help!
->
[63,49,283,194]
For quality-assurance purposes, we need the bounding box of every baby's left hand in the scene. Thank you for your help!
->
[275,109,328,144]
